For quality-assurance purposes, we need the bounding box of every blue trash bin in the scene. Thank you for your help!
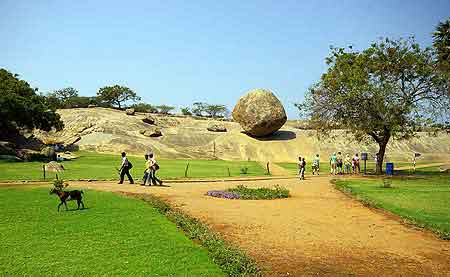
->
[386,162,394,176]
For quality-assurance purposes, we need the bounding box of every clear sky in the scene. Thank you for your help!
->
[1,0,449,118]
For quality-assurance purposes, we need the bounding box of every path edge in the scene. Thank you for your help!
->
[116,191,264,276]
[331,178,450,240]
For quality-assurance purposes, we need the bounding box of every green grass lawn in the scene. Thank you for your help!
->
[0,187,224,276]
[277,161,419,175]
[0,151,267,181]
[334,172,450,238]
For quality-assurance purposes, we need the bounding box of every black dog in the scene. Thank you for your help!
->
[50,188,85,211]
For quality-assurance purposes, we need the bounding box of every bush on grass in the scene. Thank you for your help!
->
[207,185,290,200]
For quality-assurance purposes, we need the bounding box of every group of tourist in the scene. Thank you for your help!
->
[297,152,361,180]
[118,151,163,186]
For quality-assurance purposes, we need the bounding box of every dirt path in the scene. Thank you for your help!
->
[63,178,450,276]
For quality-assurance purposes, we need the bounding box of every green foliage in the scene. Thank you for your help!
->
[130,102,158,113]
[240,167,249,174]
[52,179,67,191]
[334,173,450,239]
[191,102,228,118]
[155,104,175,114]
[205,104,228,118]
[433,19,450,71]
[47,87,79,108]
[0,188,224,275]
[298,37,450,174]
[227,185,290,200]
[138,193,260,276]
[181,107,192,115]
[97,85,140,109]
[192,102,208,116]
[0,68,63,140]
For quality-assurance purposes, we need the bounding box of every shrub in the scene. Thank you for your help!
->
[382,178,393,188]
[131,103,158,113]
[240,167,249,174]
[155,105,175,114]
[52,179,68,191]
[207,185,290,200]
[181,107,192,116]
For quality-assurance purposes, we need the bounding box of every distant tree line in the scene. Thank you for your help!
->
[181,102,229,118]
[44,85,229,118]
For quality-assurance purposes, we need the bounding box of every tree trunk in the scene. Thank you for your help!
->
[375,135,390,175]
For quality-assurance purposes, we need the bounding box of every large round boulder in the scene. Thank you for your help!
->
[232,89,287,137]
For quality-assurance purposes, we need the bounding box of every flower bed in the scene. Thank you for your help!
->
[206,190,241,199]
[206,185,290,200]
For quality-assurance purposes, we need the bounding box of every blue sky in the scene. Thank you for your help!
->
[1,0,449,118]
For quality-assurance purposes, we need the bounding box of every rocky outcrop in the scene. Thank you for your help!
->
[142,114,155,125]
[207,123,227,132]
[140,128,162,137]
[125,108,135,115]
[232,89,287,137]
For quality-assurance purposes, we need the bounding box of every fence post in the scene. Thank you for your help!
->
[227,167,231,177]
[266,162,270,175]
[43,164,46,180]
[184,162,190,178]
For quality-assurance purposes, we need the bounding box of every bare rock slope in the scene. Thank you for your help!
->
[34,108,450,162]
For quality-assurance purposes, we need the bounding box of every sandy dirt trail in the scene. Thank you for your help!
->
[66,177,450,276]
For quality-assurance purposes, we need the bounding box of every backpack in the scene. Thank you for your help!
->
[128,161,133,169]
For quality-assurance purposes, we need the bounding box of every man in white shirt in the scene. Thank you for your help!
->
[118,152,134,184]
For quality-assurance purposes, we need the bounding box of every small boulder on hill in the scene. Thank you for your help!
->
[207,123,227,132]
[232,88,287,137]
[125,108,135,115]
[142,114,156,125]
[141,128,163,137]
[88,104,97,108]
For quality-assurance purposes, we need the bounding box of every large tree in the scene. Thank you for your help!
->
[0,68,63,140]
[47,87,79,108]
[97,85,140,109]
[433,19,450,72]
[204,104,228,118]
[297,38,450,174]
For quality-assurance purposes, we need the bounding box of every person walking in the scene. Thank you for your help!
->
[312,154,320,175]
[329,153,337,175]
[297,157,303,180]
[336,152,343,174]
[353,153,360,174]
[148,153,163,186]
[300,157,306,180]
[141,154,151,186]
[118,152,134,184]
[344,154,352,174]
